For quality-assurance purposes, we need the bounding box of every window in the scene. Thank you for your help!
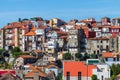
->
[78,72,81,80]
[97,45,99,48]
[117,55,119,61]
[101,41,103,43]
[48,49,51,51]
[106,40,109,43]
[101,75,104,80]
[117,29,119,32]
[112,29,113,32]
[97,40,99,43]
[66,72,70,80]
[117,58,119,61]
[100,45,103,50]
[113,58,116,61]
[94,51,96,54]
[97,50,99,54]
[106,45,109,51]
[111,39,114,48]
[101,68,105,71]
[105,58,108,61]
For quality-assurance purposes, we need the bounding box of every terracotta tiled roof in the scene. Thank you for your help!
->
[37,26,47,29]
[31,27,36,31]
[117,73,120,77]
[91,25,110,28]
[25,64,42,70]
[4,22,22,29]
[110,26,120,28]
[20,55,35,58]
[26,65,37,70]
[80,20,91,23]
[102,52,115,58]
[46,64,58,69]
[34,50,42,53]
[56,31,68,35]
[64,61,97,77]
[25,70,47,78]
[25,31,36,36]
[59,36,68,39]
[70,25,88,30]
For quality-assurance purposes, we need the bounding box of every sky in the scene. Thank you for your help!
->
[0,0,120,28]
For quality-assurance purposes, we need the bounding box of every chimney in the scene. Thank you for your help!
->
[34,71,39,80]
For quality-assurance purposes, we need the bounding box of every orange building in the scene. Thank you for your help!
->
[63,61,97,80]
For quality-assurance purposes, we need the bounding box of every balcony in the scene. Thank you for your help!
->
[5,30,13,34]
[5,37,12,40]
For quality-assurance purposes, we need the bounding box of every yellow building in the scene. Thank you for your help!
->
[1,22,25,50]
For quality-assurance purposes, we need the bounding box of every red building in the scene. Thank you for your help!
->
[84,30,96,38]
[110,26,120,35]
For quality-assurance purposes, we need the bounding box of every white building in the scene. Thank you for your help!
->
[93,64,110,80]
[103,52,120,66]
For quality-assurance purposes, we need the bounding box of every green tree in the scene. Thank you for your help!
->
[63,53,71,60]
[55,60,63,68]
[91,74,97,80]
[13,47,21,52]
[116,64,120,75]
[111,75,116,80]
[12,47,21,57]
[90,53,98,59]
[111,64,117,76]
[83,53,90,61]
[0,48,5,54]
[57,73,63,80]
[75,53,83,60]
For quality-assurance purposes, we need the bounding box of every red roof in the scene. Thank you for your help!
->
[0,70,15,76]
[59,36,68,39]
[56,31,68,35]
[102,52,116,58]
[24,31,36,36]
[20,55,35,58]
[25,70,47,78]
[110,26,120,29]
[63,61,97,77]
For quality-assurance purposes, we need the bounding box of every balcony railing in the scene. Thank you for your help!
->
[5,30,13,34]
[5,37,12,40]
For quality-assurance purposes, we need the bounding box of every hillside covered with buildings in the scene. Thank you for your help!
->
[1,17,120,80]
